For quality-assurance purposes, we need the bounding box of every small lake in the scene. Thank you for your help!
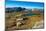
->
[22,13,38,16]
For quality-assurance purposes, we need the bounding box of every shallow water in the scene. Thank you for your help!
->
[23,13,37,16]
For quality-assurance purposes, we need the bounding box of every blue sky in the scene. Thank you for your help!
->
[5,0,44,9]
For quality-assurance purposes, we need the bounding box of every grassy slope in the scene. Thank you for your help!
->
[5,12,44,30]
